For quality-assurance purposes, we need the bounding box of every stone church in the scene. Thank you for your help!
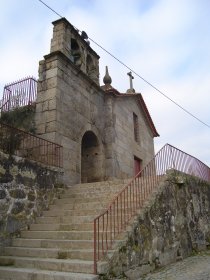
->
[35,18,159,184]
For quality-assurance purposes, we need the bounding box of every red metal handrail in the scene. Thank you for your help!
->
[0,122,63,168]
[1,77,37,112]
[93,144,210,273]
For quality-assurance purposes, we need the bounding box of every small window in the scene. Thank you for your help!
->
[133,113,139,142]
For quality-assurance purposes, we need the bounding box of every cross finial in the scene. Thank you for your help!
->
[126,71,135,93]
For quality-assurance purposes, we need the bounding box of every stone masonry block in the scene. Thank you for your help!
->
[37,81,46,92]
[46,68,58,79]
[45,60,58,70]
[37,88,57,103]
[46,77,57,89]
[48,99,57,110]
[42,132,57,144]
[42,100,49,111]
[35,102,43,113]
[35,112,46,124]
[45,110,57,122]
[105,146,114,159]
[36,123,46,134]
[46,121,57,133]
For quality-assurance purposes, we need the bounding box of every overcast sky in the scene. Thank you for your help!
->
[0,0,209,166]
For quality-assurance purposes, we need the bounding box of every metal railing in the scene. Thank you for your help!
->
[0,122,63,168]
[93,144,210,273]
[1,77,37,112]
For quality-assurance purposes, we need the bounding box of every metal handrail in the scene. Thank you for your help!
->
[1,77,37,112]
[93,144,210,273]
[0,100,10,111]
[0,122,63,168]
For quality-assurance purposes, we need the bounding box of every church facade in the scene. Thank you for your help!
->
[35,18,159,184]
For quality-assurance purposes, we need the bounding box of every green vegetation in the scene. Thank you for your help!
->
[0,105,36,155]
[57,251,68,259]
[0,128,22,155]
[0,105,36,133]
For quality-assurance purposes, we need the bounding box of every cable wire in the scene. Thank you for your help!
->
[37,0,210,129]
[38,0,62,18]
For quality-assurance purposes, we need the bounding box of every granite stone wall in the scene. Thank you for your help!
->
[0,151,63,252]
[113,96,155,178]
[101,171,210,279]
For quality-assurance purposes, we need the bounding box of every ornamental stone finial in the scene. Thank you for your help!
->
[103,66,112,85]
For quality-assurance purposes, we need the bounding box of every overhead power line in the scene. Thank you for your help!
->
[37,0,210,129]
[38,0,62,18]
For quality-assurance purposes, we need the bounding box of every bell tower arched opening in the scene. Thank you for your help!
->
[71,38,82,66]
[81,131,104,183]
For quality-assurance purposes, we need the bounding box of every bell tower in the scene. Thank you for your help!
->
[50,18,100,84]
[36,18,104,184]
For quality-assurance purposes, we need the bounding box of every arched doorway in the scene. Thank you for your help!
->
[81,131,104,183]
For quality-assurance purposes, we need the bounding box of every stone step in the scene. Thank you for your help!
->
[12,238,94,250]
[30,222,127,233]
[61,189,119,196]
[68,180,129,190]
[66,182,123,189]
[57,192,146,206]
[36,215,95,224]
[35,214,132,228]
[60,184,126,195]
[55,197,110,205]
[59,191,120,199]
[42,209,102,217]
[66,181,125,189]
[50,201,107,211]
[50,201,141,212]
[0,256,94,274]
[21,230,93,240]
[12,238,122,251]
[20,230,124,241]
[4,247,94,260]
[0,267,98,280]
[30,223,93,231]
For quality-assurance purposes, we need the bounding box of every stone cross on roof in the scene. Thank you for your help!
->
[126,71,135,93]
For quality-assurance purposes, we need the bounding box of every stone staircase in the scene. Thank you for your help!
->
[0,180,129,280]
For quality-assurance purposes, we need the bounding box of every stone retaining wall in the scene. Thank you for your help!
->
[101,171,210,279]
[0,151,64,252]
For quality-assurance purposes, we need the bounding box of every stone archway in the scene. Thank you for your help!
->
[81,131,104,183]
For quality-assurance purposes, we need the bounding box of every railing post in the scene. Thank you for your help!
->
[29,78,32,105]
[93,219,97,274]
